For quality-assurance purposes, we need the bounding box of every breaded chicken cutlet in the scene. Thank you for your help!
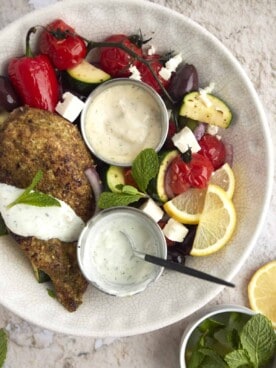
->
[0,106,95,311]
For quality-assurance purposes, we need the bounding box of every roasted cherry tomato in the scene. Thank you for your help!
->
[39,19,87,70]
[123,168,137,188]
[165,153,214,195]
[198,134,226,170]
[137,54,170,93]
[99,34,142,77]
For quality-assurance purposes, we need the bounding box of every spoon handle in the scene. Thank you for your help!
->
[143,254,235,288]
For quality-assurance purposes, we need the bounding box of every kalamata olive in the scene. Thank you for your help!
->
[166,225,197,263]
[167,64,199,103]
[0,76,20,111]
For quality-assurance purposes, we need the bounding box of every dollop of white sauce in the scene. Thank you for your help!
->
[84,84,162,164]
[80,213,161,295]
[0,183,85,242]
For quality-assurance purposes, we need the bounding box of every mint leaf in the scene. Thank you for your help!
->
[0,329,7,367]
[131,148,159,192]
[199,318,225,337]
[240,314,276,368]
[7,170,60,208]
[198,347,228,367]
[47,288,56,298]
[98,191,145,209]
[0,215,7,236]
[11,192,61,207]
[121,185,140,195]
[224,349,252,368]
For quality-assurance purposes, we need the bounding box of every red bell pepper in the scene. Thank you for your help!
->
[8,27,59,112]
[39,19,87,70]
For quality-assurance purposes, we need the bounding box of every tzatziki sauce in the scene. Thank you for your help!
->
[77,207,167,296]
[0,183,85,242]
[81,79,168,166]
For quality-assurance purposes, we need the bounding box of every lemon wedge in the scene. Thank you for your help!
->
[209,163,235,199]
[163,188,207,224]
[191,184,236,256]
[248,260,276,328]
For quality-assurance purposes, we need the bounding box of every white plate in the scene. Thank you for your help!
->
[0,0,273,337]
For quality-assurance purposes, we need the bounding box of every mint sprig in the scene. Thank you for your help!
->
[0,329,7,368]
[98,187,146,209]
[186,313,276,368]
[131,148,159,192]
[98,149,159,209]
[7,170,60,209]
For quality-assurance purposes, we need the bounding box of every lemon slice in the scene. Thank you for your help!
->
[163,188,206,224]
[248,260,276,328]
[191,184,236,256]
[209,163,235,199]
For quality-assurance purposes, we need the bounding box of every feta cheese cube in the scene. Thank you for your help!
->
[55,92,85,123]
[172,126,201,153]
[140,198,164,223]
[162,218,189,242]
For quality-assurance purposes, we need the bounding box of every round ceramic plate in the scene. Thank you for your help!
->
[0,0,273,337]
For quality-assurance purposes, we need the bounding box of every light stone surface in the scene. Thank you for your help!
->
[0,0,275,367]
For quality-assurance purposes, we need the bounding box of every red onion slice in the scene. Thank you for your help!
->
[193,122,206,141]
[85,167,103,215]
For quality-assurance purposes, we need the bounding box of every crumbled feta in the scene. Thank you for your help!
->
[172,126,201,153]
[199,82,216,107]
[146,45,156,56]
[159,67,172,81]
[55,92,85,123]
[140,198,164,223]
[199,89,213,107]
[207,124,219,135]
[165,53,183,72]
[128,65,142,81]
[158,53,183,81]
[162,218,189,243]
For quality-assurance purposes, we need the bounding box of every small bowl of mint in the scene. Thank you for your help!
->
[179,304,276,368]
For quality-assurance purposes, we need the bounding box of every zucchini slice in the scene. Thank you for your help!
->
[66,59,111,95]
[156,150,179,202]
[106,166,125,193]
[179,91,232,128]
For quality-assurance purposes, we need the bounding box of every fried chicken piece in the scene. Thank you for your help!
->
[0,106,95,311]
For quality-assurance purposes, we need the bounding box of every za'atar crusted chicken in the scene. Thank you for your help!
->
[0,106,95,311]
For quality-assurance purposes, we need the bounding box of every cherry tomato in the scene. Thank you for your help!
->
[165,153,214,195]
[198,134,226,170]
[123,168,137,188]
[99,34,142,77]
[137,54,170,93]
[39,19,87,70]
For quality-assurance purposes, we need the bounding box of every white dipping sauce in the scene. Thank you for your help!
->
[0,183,85,242]
[78,207,166,296]
[83,80,165,165]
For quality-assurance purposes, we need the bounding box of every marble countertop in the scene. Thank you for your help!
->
[0,0,275,367]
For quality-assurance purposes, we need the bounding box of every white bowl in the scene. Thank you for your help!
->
[179,304,275,368]
[0,0,273,337]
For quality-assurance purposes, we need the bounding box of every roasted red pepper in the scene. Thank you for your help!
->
[39,19,87,70]
[8,27,59,112]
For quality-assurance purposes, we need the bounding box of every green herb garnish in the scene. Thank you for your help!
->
[7,170,60,209]
[186,313,276,368]
[98,187,146,209]
[131,148,159,192]
[0,329,7,368]
[98,149,159,209]
[0,215,7,236]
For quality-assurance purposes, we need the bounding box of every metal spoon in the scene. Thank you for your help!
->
[120,231,235,288]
